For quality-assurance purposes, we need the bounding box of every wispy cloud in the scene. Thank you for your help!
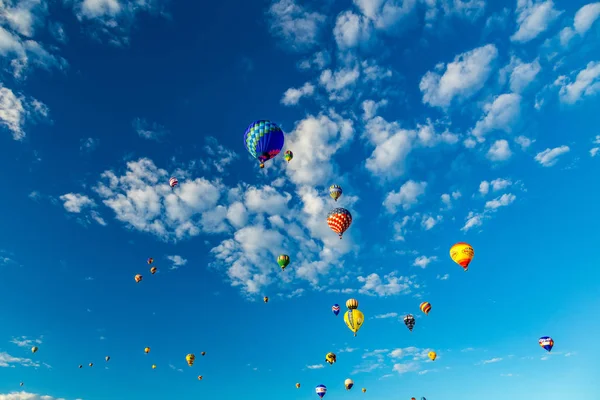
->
[306,364,324,369]
[373,312,398,319]
[132,118,168,141]
[0,351,40,368]
[10,336,43,348]
[167,255,188,270]
[479,357,503,365]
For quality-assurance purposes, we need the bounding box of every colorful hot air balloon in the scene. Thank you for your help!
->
[344,379,354,390]
[325,352,337,365]
[277,254,290,271]
[243,120,285,168]
[147,258,154,264]
[135,274,143,283]
[284,150,293,163]
[169,177,178,188]
[344,299,364,337]
[263,296,269,303]
[144,347,150,354]
[315,384,327,399]
[296,383,301,389]
[450,242,474,271]
[539,336,554,352]
[150,266,157,274]
[404,314,415,332]
[346,298,358,310]
[198,375,203,380]
[31,346,38,354]
[327,208,352,239]
[420,302,431,315]
[329,185,343,202]
[428,351,437,361]
[105,356,110,362]
[186,354,195,366]
[362,388,366,393]
[332,304,340,316]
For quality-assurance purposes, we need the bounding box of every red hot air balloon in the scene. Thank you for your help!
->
[327,208,352,239]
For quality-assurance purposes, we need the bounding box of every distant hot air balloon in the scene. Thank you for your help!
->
[329,185,343,202]
[78,365,83,369]
[428,351,437,361]
[169,177,178,188]
[198,375,203,380]
[539,336,554,352]
[144,347,150,354]
[31,346,38,354]
[277,254,290,271]
[186,354,195,366]
[20,382,23,387]
[362,388,366,393]
[421,397,427,400]
[105,356,110,362]
[327,208,352,239]
[344,379,354,390]
[284,150,293,163]
[450,242,474,271]
[135,274,143,283]
[152,364,157,369]
[147,258,154,265]
[89,363,93,367]
[325,352,337,365]
[201,352,206,356]
[150,267,157,274]
[411,398,416,400]
[296,383,301,389]
[263,296,269,303]
[315,384,327,399]
[332,304,340,316]
[344,298,364,337]
[243,120,285,169]
[403,314,415,332]
[420,302,432,316]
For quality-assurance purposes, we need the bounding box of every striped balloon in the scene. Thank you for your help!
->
[169,177,178,188]
[329,185,343,201]
[539,336,554,352]
[420,301,431,315]
[315,384,327,398]
[243,120,284,168]
[332,304,340,316]
[327,208,352,239]
[346,298,358,310]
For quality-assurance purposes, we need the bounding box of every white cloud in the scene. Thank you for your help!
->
[0,85,49,140]
[481,357,503,364]
[132,118,168,141]
[201,136,238,174]
[413,255,437,268]
[357,272,415,296]
[515,135,534,149]
[590,135,600,157]
[479,180,490,195]
[461,211,484,231]
[485,193,516,209]
[281,82,315,105]
[560,3,600,45]
[306,364,324,369]
[490,178,512,191]
[472,94,521,139]
[436,273,449,280]
[10,336,42,348]
[333,10,372,50]
[362,99,388,120]
[421,214,442,230]
[557,61,600,104]
[511,0,563,43]
[166,255,188,270]
[383,180,427,213]
[420,44,498,108]
[534,145,570,166]
[374,312,398,319]
[0,393,69,400]
[423,0,487,28]
[319,66,360,102]
[441,191,461,208]
[487,139,512,161]
[267,0,326,51]
[501,57,542,93]
[59,193,106,226]
[0,352,39,368]
[80,137,99,153]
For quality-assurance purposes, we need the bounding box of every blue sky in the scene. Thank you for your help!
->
[0,0,599,399]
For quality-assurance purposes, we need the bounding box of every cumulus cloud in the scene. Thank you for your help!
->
[0,85,49,140]
[59,193,106,226]
[413,255,437,268]
[420,44,498,108]
[357,272,415,296]
[534,145,570,166]
[556,61,600,104]
[487,139,512,161]
[0,352,39,368]
[511,0,563,43]
[558,2,600,46]
[166,255,188,270]
[383,180,427,213]
[436,273,449,280]
[485,193,516,209]
[515,135,534,149]
[281,82,315,105]
[472,93,521,139]
[267,0,325,51]
[0,393,68,400]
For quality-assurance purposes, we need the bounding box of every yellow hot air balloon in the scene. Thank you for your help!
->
[263,296,269,303]
[296,383,301,389]
[450,242,474,271]
[144,347,150,354]
[31,346,38,354]
[362,388,366,393]
[344,308,365,337]
[420,301,432,315]
[325,352,337,365]
[346,298,358,310]
[152,364,157,369]
[198,375,203,380]
[150,267,157,274]
[428,351,437,361]
[135,274,143,283]
[344,378,354,390]
[186,353,195,366]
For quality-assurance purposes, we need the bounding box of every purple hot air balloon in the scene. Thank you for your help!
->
[332,304,340,316]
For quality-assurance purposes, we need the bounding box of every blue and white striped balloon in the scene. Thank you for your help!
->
[316,384,327,398]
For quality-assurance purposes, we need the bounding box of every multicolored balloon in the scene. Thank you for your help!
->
[186,353,195,366]
[450,242,474,271]
[420,301,431,315]
[316,384,327,399]
[332,304,340,316]
[277,254,290,270]
[327,208,352,239]
[169,177,178,188]
[147,258,154,265]
[329,185,343,202]
[150,266,157,274]
[539,336,554,352]
[362,388,366,393]
[135,274,143,283]
[325,352,337,365]
[284,150,293,163]
[243,120,285,168]
[263,296,269,303]
[344,378,354,390]
[296,383,301,389]
[404,314,415,332]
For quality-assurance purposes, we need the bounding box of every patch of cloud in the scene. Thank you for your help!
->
[556,61,600,104]
[132,117,168,141]
[558,3,600,46]
[374,312,398,319]
[383,180,427,213]
[80,137,99,153]
[357,272,415,296]
[511,0,563,43]
[306,364,324,369]
[487,139,513,162]
[281,82,315,105]
[534,145,570,166]
[0,85,50,140]
[0,393,70,400]
[515,135,534,150]
[200,136,238,174]
[267,0,326,51]
[10,336,42,348]
[472,94,521,140]
[590,135,600,156]
[413,255,437,269]
[166,255,187,270]
[0,352,39,368]
[479,357,503,364]
[436,273,449,280]
[59,193,107,226]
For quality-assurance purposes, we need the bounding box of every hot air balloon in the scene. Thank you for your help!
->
[344,379,354,390]
[403,314,415,332]
[144,347,150,354]
[284,150,293,163]
[105,356,110,362]
[78,365,82,368]
[263,296,269,303]
[147,258,154,265]
[31,346,38,354]
[332,304,340,316]
[243,120,285,168]
[152,364,156,369]
[325,352,337,365]
[411,398,416,400]
[277,254,290,271]
[201,352,206,356]
[315,384,327,399]
[539,336,554,352]
[450,242,474,271]
[428,351,437,361]
[420,301,431,315]
[327,208,352,239]
[296,383,301,389]
[169,177,178,189]
[198,375,203,380]
[344,298,364,337]
[20,382,23,387]
[186,354,195,366]
[89,363,93,367]
[362,388,366,393]
[329,185,343,202]
[135,274,143,283]
[421,397,427,400]
[150,267,157,274]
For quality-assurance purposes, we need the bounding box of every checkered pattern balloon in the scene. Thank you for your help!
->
[327,207,352,239]
[243,120,285,166]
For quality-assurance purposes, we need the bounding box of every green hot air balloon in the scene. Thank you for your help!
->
[277,254,290,271]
